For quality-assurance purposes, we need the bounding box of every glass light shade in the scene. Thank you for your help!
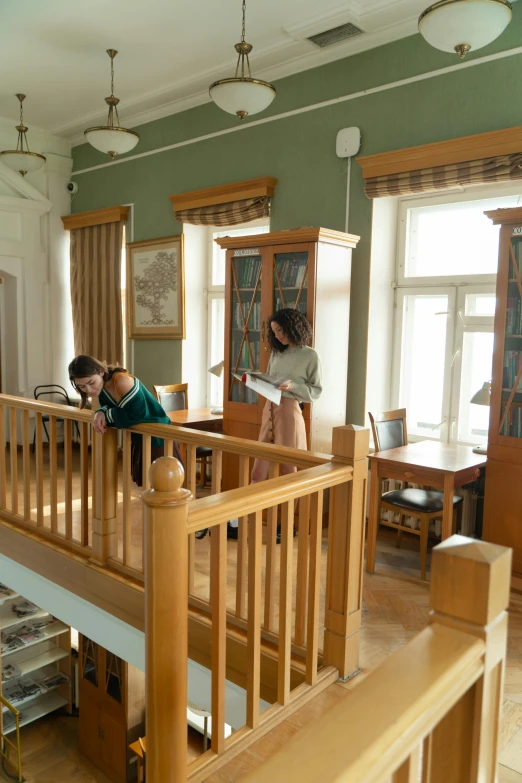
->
[419,0,512,55]
[470,381,492,406]
[209,78,276,118]
[0,150,46,174]
[84,126,139,157]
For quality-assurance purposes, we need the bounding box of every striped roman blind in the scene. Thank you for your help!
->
[69,220,124,364]
[364,153,522,198]
[174,195,270,226]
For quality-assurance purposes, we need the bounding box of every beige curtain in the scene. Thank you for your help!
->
[70,221,124,364]
[174,195,270,226]
[364,153,522,198]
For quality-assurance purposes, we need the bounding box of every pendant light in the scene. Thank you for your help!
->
[418,0,512,59]
[0,94,46,177]
[209,0,276,120]
[84,49,139,158]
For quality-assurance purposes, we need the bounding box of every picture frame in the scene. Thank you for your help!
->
[127,234,185,340]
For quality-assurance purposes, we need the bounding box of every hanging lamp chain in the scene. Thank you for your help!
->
[234,0,253,80]
[105,49,122,129]
[14,93,31,154]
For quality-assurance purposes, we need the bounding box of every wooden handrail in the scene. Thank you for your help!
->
[186,463,353,532]
[241,536,512,783]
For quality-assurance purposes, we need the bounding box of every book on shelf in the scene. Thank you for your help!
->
[235,256,261,288]
[276,257,307,288]
[4,678,41,705]
[502,350,522,389]
[12,601,39,618]
[37,672,69,691]
[232,371,287,405]
[233,300,260,330]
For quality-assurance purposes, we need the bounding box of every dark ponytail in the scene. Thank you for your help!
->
[68,355,127,409]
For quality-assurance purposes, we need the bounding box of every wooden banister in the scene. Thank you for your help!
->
[323,425,369,680]
[241,536,512,783]
[142,457,191,783]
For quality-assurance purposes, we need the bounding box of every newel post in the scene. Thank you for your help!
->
[323,424,369,680]
[427,536,512,782]
[142,457,192,783]
[91,428,119,564]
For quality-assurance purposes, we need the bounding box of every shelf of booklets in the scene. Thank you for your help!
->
[2,619,69,657]
[0,590,20,607]
[4,647,69,679]
[3,691,69,734]
[0,602,50,632]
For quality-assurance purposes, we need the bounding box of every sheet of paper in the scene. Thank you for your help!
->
[233,373,282,405]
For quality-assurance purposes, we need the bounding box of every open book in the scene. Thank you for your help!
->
[232,371,288,405]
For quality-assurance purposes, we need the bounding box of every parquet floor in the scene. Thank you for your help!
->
[2,447,522,781]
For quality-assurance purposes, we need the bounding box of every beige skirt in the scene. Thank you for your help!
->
[258,398,307,450]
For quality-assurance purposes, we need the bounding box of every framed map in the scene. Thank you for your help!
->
[127,235,185,339]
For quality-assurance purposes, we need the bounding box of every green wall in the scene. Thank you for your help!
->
[72,6,522,422]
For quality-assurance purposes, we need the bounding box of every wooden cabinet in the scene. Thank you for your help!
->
[216,227,359,487]
[79,634,145,783]
[483,207,522,578]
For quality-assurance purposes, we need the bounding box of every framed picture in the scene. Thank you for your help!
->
[127,234,185,340]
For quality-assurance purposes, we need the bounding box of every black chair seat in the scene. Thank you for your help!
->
[196,446,212,458]
[383,488,463,514]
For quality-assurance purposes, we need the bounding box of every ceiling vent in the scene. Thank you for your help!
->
[307,22,364,48]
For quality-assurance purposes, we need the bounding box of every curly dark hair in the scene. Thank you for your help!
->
[68,355,127,408]
[267,308,312,353]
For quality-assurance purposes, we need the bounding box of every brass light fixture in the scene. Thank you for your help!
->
[209,0,276,120]
[0,94,46,177]
[84,49,139,158]
[418,0,512,59]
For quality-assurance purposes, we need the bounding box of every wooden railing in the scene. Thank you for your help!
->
[0,394,369,780]
[241,536,512,783]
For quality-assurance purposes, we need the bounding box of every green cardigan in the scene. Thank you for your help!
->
[98,375,171,447]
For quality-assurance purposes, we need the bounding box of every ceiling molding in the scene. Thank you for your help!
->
[62,205,130,230]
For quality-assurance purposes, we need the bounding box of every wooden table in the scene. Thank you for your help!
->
[167,407,223,433]
[129,737,146,782]
[366,440,486,573]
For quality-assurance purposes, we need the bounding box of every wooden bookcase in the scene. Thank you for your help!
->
[215,227,359,487]
[483,207,522,579]
[79,634,145,783]
[0,587,72,735]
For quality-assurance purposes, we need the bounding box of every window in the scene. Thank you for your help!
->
[207,220,269,409]
[393,186,522,445]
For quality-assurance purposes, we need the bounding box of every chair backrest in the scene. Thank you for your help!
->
[368,408,408,452]
[34,384,73,407]
[152,383,188,412]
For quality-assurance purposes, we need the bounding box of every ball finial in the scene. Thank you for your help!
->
[149,457,184,493]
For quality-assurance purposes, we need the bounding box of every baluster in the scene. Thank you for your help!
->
[142,457,191,782]
[64,419,73,539]
[210,516,227,754]
[79,422,89,546]
[278,500,293,706]
[9,407,18,515]
[35,412,44,527]
[305,490,323,686]
[122,430,132,565]
[142,434,152,490]
[0,404,6,510]
[22,409,31,522]
[294,492,310,646]
[263,463,279,632]
[236,455,250,618]
[50,416,58,533]
[211,449,222,495]
[393,746,421,782]
[247,509,262,728]
[186,444,197,594]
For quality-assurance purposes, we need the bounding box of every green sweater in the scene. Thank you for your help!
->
[98,375,171,447]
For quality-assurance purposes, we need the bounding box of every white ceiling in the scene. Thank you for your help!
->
[0,0,468,145]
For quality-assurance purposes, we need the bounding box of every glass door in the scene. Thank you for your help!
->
[228,252,262,404]
[272,250,309,316]
[81,636,99,688]
[499,234,522,439]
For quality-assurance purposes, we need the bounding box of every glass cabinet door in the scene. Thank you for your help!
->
[81,636,98,687]
[105,651,123,704]
[229,253,262,404]
[499,234,522,438]
[272,251,309,315]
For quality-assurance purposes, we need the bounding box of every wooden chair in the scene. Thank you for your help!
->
[368,408,463,580]
[153,384,212,488]
[32,384,80,452]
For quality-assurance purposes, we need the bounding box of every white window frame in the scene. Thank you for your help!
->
[391,181,522,444]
